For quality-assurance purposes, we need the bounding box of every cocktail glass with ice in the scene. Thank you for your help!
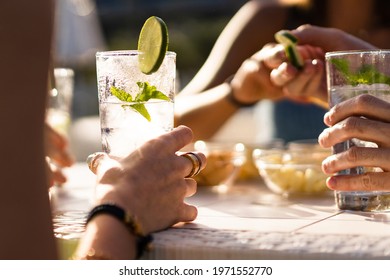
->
[96,51,176,157]
[326,50,390,211]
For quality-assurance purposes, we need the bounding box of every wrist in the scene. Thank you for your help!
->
[85,203,153,259]
[95,184,138,219]
[75,214,138,259]
[224,75,258,108]
[95,184,151,235]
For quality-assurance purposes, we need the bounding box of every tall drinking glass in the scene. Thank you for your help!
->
[47,68,74,136]
[47,68,74,192]
[96,51,176,157]
[325,50,390,211]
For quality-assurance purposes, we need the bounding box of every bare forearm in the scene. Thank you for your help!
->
[0,0,56,259]
[175,83,239,140]
[180,1,287,95]
[75,215,137,260]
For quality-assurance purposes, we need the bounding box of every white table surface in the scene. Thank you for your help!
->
[52,163,390,260]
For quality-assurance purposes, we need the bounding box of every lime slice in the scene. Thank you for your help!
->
[285,44,304,70]
[275,30,303,69]
[275,30,328,108]
[138,16,169,74]
[274,30,298,45]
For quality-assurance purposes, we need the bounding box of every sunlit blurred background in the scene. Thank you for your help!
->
[52,0,248,160]
[54,0,247,118]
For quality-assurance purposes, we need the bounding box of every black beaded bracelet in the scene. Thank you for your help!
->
[226,89,258,107]
[86,203,153,259]
[225,75,257,108]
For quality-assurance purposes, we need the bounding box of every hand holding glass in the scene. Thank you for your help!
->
[326,50,390,211]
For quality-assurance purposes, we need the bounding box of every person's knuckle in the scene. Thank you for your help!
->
[342,117,361,134]
[330,103,341,116]
[361,173,373,191]
[354,94,374,110]
[346,146,360,163]
[360,173,384,191]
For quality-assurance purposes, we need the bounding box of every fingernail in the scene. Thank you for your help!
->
[326,176,337,190]
[324,111,331,125]
[318,128,331,148]
[321,156,331,173]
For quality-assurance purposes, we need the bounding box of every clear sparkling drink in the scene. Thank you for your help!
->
[330,85,390,211]
[326,50,390,211]
[96,51,176,157]
[100,99,173,156]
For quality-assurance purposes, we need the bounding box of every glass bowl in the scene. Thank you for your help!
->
[252,140,331,196]
[237,139,284,181]
[192,140,246,188]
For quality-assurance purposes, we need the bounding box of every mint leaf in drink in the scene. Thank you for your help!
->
[130,103,151,122]
[330,58,390,86]
[110,82,170,121]
[135,81,170,102]
[357,64,390,85]
[330,58,350,76]
[110,86,134,102]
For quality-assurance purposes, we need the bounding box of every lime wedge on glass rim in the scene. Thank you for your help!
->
[138,16,169,74]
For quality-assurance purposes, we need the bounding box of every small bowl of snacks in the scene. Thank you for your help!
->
[252,140,331,196]
[192,140,246,190]
[238,139,284,181]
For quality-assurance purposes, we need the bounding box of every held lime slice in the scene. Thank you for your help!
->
[275,30,303,69]
[285,45,304,70]
[275,30,328,108]
[138,16,169,74]
[274,30,298,45]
